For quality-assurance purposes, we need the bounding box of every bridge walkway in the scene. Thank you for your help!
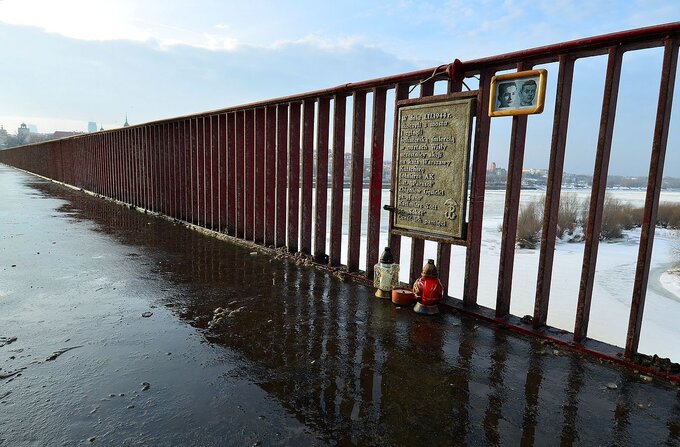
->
[1,164,679,446]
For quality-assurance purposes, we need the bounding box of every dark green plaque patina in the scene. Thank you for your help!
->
[393,97,474,242]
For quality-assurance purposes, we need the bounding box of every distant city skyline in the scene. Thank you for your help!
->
[1,1,680,176]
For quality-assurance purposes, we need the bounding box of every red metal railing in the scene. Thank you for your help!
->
[2,23,679,373]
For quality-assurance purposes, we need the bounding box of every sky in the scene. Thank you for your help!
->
[1,0,680,176]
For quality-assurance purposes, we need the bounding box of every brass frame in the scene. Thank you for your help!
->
[488,69,548,117]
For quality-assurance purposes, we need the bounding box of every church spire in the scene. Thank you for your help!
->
[123,114,129,127]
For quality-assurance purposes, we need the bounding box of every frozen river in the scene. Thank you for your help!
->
[330,188,680,361]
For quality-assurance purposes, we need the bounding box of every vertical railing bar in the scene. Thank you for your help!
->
[154,125,160,211]
[156,125,162,213]
[128,129,134,205]
[300,99,315,254]
[107,134,111,197]
[144,125,151,210]
[287,102,301,252]
[161,124,168,215]
[118,131,123,201]
[314,97,331,262]
[534,55,576,328]
[189,120,196,223]
[388,83,410,264]
[130,129,136,205]
[210,115,217,229]
[100,135,105,197]
[227,113,237,235]
[93,136,98,195]
[329,94,347,266]
[219,114,228,232]
[161,125,166,214]
[195,119,201,223]
[138,128,143,206]
[625,38,679,357]
[200,117,207,226]
[437,79,463,297]
[366,87,387,279]
[86,137,90,189]
[190,119,196,222]
[173,124,178,215]
[275,104,289,247]
[235,111,245,237]
[126,129,132,205]
[165,123,170,213]
[208,116,215,228]
[264,106,277,245]
[574,45,624,344]
[130,129,136,206]
[464,70,493,308]
[184,120,191,223]
[159,124,165,212]
[245,109,255,241]
[348,91,367,271]
[174,124,180,218]
[105,134,111,197]
[142,127,148,208]
[151,125,158,211]
[496,61,532,319]
[169,121,182,219]
[255,107,266,244]
[109,133,115,199]
[409,79,435,284]
[209,116,216,229]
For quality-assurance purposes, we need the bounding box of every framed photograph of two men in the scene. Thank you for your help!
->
[489,69,547,117]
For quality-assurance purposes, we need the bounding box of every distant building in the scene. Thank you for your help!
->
[0,125,8,147]
[17,123,30,144]
[88,122,97,133]
[27,124,38,133]
[123,114,130,127]
[52,131,82,139]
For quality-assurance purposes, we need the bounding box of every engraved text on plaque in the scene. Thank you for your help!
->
[393,97,474,241]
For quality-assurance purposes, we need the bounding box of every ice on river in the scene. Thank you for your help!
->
[330,188,680,362]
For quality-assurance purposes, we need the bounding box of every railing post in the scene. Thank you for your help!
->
[245,109,255,241]
[275,104,289,248]
[574,45,624,344]
[464,70,493,308]
[330,94,346,266]
[264,106,276,246]
[254,108,266,244]
[409,79,435,285]
[388,83,410,264]
[534,55,575,329]
[625,38,679,357]
[313,97,331,262]
[496,62,532,319]
[287,102,301,252]
[366,87,387,279]
[348,91,367,271]
[300,99,315,255]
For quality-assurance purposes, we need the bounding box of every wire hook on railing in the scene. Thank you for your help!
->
[407,58,468,95]
[408,63,452,95]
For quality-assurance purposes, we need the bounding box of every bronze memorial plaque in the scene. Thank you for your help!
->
[393,97,474,242]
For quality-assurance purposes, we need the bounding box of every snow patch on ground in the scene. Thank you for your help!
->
[661,269,680,299]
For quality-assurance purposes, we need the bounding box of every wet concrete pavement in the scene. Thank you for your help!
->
[2,164,680,446]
